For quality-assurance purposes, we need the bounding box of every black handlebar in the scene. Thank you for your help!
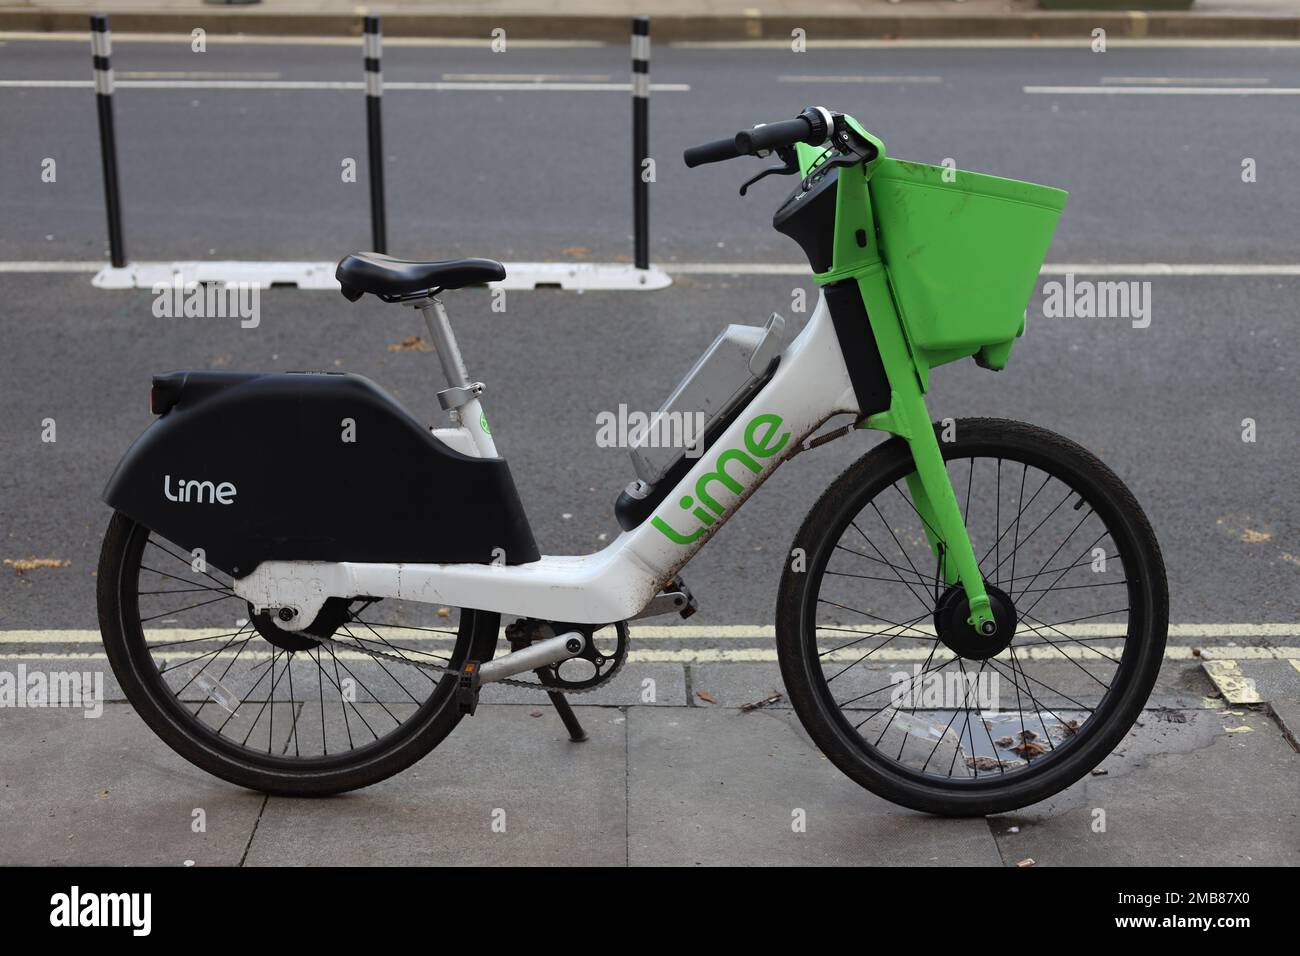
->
[733,116,819,155]
[683,136,743,168]
[682,108,833,168]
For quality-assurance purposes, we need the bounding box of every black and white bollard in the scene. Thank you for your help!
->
[631,17,650,271]
[364,16,388,254]
[90,15,126,269]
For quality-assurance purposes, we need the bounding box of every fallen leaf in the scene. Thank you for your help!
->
[695,690,716,704]
[387,335,432,353]
[994,736,1014,748]
[1224,725,1253,734]
[1016,730,1038,742]
[966,755,1016,771]
[4,558,71,574]
[1241,528,1272,543]
[529,710,543,718]
[1010,740,1047,758]
[1016,858,1036,868]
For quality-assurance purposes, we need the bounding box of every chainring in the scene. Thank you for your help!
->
[507,619,630,695]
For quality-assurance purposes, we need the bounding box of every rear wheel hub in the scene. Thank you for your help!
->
[249,597,352,652]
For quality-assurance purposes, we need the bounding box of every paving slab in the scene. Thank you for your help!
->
[243,704,628,865]
[0,703,273,866]
[1235,659,1300,748]
[0,653,122,703]
[627,705,1002,865]
[988,708,1300,866]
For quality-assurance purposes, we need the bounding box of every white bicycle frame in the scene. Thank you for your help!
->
[233,291,859,631]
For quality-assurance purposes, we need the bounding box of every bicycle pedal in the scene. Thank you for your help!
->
[457,661,482,716]
[666,576,699,619]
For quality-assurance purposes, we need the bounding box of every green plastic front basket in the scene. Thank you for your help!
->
[869,158,1068,367]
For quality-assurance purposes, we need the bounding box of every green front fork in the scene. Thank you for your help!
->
[852,265,993,632]
[855,263,996,633]
[807,136,995,633]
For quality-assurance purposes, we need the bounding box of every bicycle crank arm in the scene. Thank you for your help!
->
[477,630,586,684]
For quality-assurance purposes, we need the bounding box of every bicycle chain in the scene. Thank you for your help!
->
[309,625,626,695]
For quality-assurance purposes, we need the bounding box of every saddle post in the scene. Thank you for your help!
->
[417,297,498,458]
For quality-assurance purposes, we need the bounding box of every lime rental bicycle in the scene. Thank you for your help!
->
[98,108,1168,815]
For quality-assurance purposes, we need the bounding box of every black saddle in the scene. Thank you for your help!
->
[336,253,506,302]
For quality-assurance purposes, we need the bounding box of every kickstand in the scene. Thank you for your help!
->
[538,673,587,742]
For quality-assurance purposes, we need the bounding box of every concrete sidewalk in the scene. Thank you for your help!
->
[2,657,1296,866]
[2,0,1300,40]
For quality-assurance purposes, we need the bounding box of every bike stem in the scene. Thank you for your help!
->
[807,127,997,634]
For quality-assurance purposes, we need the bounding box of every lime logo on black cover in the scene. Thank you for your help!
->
[164,474,237,505]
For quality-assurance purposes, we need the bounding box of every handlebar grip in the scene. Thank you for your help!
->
[734,116,816,155]
[683,137,743,168]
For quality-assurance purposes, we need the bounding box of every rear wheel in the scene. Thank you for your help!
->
[97,511,498,796]
[776,418,1168,816]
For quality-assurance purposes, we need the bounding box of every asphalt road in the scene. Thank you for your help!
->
[0,37,1297,631]
[2,38,1300,263]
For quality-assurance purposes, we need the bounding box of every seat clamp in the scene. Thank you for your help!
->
[437,381,485,411]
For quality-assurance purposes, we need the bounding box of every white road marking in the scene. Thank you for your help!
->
[779,74,943,84]
[0,79,689,92]
[675,39,1300,49]
[1042,263,1300,276]
[1100,76,1271,85]
[5,261,1300,280]
[1026,85,1300,95]
[441,73,612,82]
[0,32,607,49]
[660,261,811,277]
[4,33,1300,51]
[664,262,1300,277]
[0,261,100,273]
[118,71,283,80]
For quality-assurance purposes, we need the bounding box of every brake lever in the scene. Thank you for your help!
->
[799,122,879,192]
[739,146,799,196]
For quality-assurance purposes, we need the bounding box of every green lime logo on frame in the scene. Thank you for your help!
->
[652,412,789,545]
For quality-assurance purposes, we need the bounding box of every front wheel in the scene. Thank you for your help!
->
[776,418,1168,816]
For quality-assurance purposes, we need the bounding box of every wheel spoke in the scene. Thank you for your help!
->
[146,539,232,591]
[140,592,237,623]
[849,517,933,613]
